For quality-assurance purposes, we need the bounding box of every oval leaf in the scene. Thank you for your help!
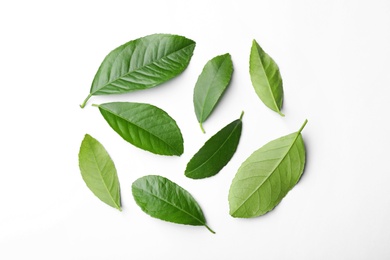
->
[132,175,215,233]
[94,102,183,156]
[194,53,233,133]
[185,112,243,179]
[229,120,307,218]
[249,39,284,116]
[80,34,196,108]
[78,134,121,211]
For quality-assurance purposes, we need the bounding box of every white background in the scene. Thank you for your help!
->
[1,0,390,259]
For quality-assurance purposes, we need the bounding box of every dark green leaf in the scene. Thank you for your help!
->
[229,120,307,218]
[132,175,215,233]
[94,102,183,156]
[78,134,121,211]
[194,53,233,133]
[249,39,284,116]
[185,112,243,179]
[80,34,196,108]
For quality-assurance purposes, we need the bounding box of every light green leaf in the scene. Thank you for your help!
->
[194,53,233,133]
[80,34,196,108]
[229,120,307,218]
[132,175,215,233]
[249,39,284,116]
[94,102,184,156]
[78,134,121,211]
[185,111,243,179]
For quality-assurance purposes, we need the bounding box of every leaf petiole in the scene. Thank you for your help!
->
[199,122,206,134]
[205,224,216,234]
[298,119,308,134]
[239,111,244,120]
[80,93,92,109]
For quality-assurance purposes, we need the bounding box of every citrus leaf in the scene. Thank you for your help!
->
[78,134,121,211]
[185,111,243,179]
[80,34,196,108]
[249,39,284,116]
[132,175,215,233]
[229,120,308,218]
[194,53,233,133]
[94,102,183,156]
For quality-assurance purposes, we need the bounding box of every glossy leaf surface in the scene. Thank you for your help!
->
[132,175,215,233]
[194,53,233,133]
[229,120,307,218]
[185,112,243,179]
[95,102,183,156]
[249,39,284,116]
[81,34,196,107]
[78,134,121,210]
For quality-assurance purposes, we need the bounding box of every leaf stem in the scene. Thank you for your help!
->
[205,224,216,234]
[277,110,285,117]
[80,93,92,109]
[91,104,100,108]
[298,119,308,134]
[199,122,206,134]
[239,111,244,120]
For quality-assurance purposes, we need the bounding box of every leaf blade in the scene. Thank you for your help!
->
[95,102,184,156]
[132,175,214,233]
[78,134,121,210]
[81,34,196,107]
[194,53,233,132]
[229,120,307,218]
[249,39,284,116]
[185,112,243,179]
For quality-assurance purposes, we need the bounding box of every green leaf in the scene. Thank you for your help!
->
[185,111,244,179]
[249,39,284,116]
[132,175,215,233]
[229,120,307,218]
[194,53,233,133]
[94,102,184,156]
[78,134,121,211]
[80,34,196,108]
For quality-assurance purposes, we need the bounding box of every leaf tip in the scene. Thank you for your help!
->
[278,111,285,117]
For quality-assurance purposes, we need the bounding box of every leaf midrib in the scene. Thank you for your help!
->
[92,42,195,95]
[231,131,301,215]
[100,105,181,155]
[186,120,240,175]
[87,140,120,210]
[136,186,205,226]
